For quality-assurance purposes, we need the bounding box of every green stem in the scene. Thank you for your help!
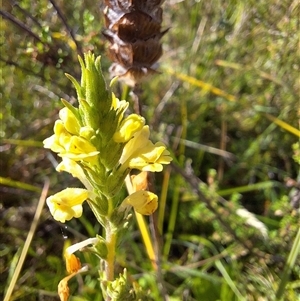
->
[106,196,117,280]
[105,222,117,281]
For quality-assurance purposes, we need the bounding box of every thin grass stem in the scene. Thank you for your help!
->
[163,99,188,258]
[158,166,171,234]
[4,179,49,301]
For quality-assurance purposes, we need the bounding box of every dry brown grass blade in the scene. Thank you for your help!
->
[4,179,50,301]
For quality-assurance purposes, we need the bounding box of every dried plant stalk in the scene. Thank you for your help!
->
[103,0,167,86]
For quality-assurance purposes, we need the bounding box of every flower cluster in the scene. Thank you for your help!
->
[43,108,99,162]
[43,53,172,223]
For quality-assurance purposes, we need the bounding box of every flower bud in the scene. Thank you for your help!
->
[59,107,81,135]
[113,114,145,143]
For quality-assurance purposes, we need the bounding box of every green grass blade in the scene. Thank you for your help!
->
[276,227,300,300]
[2,138,43,147]
[0,176,42,192]
[158,166,171,234]
[217,181,279,196]
[215,260,246,301]
[163,100,188,259]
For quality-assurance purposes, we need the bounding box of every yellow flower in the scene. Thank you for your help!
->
[128,142,172,172]
[59,107,80,135]
[43,115,99,162]
[43,120,72,153]
[46,188,89,223]
[119,126,151,164]
[123,190,158,215]
[119,126,172,172]
[61,135,99,161]
[113,114,145,143]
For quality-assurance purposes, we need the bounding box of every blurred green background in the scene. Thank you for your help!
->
[1,1,299,300]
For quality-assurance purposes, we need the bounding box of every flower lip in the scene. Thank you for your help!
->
[46,188,89,223]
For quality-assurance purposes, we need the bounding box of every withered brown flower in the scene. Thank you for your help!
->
[103,0,168,86]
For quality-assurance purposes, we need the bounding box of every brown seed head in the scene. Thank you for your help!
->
[103,0,167,86]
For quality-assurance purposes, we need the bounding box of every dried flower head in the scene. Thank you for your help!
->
[103,0,167,86]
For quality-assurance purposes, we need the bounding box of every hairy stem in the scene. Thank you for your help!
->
[105,222,117,282]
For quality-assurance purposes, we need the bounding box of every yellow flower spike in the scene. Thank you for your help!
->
[59,107,81,135]
[46,188,89,223]
[123,190,158,215]
[113,114,145,143]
